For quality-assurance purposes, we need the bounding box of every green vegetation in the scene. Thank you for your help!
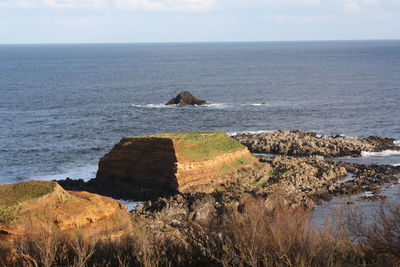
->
[117,131,247,162]
[0,180,56,206]
[264,168,281,186]
[157,131,245,161]
[220,157,249,173]
[0,206,20,224]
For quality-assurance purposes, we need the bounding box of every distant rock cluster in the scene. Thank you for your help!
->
[166,91,207,106]
[233,130,399,157]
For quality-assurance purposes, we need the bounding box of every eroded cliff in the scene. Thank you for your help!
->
[92,132,257,199]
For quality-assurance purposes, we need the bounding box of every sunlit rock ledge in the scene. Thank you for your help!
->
[59,131,257,200]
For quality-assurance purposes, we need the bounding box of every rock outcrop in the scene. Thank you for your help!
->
[222,155,348,207]
[0,180,131,242]
[166,91,207,106]
[233,130,399,157]
[132,156,400,234]
[79,132,257,200]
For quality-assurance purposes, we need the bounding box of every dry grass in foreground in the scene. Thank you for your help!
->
[1,198,400,266]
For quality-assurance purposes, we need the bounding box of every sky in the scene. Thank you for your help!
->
[0,0,399,44]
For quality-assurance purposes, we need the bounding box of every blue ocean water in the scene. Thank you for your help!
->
[1,41,400,184]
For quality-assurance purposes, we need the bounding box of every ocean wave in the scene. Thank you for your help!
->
[228,130,273,136]
[131,103,176,108]
[361,150,400,157]
[248,103,267,106]
[132,103,228,109]
[37,164,98,182]
[132,102,268,109]
[394,140,400,146]
[206,103,267,108]
[315,134,334,138]
[362,191,375,197]
[205,103,230,109]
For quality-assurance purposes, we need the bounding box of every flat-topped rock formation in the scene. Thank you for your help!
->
[88,132,257,200]
[166,91,207,106]
[233,130,399,157]
[0,180,130,242]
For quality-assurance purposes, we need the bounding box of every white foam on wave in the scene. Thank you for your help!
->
[361,150,400,157]
[205,103,230,109]
[132,103,232,109]
[37,164,98,182]
[248,103,266,107]
[118,200,143,212]
[207,103,268,108]
[227,130,273,136]
[132,103,176,108]
[394,140,400,146]
[132,102,269,109]
[362,191,375,197]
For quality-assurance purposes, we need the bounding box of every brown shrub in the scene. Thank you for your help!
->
[345,203,400,266]
[185,198,364,267]
[5,198,400,266]
[2,216,170,267]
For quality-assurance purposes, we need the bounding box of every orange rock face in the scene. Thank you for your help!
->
[176,148,256,192]
[0,181,131,242]
[93,132,257,198]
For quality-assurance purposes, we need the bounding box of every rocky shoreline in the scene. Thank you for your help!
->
[132,155,400,232]
[56,130,400,210]
[2,130,400,251]
[233,130,399,157]
[129,130,400,233]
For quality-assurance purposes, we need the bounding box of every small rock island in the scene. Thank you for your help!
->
[166,91,207,106]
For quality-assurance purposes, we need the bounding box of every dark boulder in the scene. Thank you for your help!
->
[166,91,207,106]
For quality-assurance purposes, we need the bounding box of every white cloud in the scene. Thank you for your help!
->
[238,0,321,7]
[55,16,96,25]
[341,0,362,12]
[43,0,111,9]
[273,14,318,24]
[290,0,321,5]
[0,0,37,8]
[0,0,217,11]
[115,0,216,11]
[363,0,379,5]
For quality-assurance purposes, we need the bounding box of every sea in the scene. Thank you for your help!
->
[1,40,400,185]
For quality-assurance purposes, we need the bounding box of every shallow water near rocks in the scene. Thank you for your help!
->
[329,150,400,167]
[312,177,400,228]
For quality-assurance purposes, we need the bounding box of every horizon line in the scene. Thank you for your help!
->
[1,38,400,46]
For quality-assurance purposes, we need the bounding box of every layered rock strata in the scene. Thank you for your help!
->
[74,132,257,200]
[0,180,131,242]
[233,130,399,157]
